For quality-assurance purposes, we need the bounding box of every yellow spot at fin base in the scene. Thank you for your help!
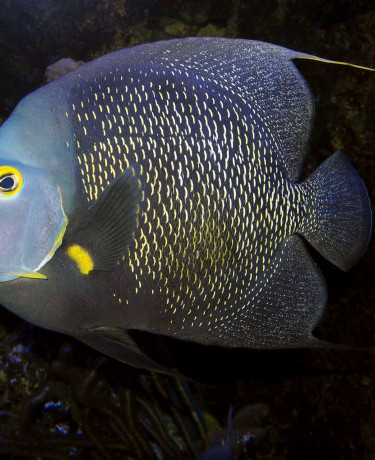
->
[67,244,94,275]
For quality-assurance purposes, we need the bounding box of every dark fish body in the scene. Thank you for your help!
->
[0,38,371,372]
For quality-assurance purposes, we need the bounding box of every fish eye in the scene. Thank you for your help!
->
[0,175,17,190]
[0,166,23,198]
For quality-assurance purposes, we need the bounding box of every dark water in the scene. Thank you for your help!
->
[0,1,374,458]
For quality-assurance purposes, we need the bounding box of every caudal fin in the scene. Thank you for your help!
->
[301,151,371,271]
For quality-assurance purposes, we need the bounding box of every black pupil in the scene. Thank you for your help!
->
[0,176,15,190]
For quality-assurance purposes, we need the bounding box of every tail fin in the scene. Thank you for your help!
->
[301,151,371,271]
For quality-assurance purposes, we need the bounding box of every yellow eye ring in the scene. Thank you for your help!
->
[0,166,24,198]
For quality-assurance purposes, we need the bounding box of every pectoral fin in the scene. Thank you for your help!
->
[0,270,47,281]
[66,167,142,274]
[12,270,47,280]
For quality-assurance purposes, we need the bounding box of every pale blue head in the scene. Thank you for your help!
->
[0,89,73,282]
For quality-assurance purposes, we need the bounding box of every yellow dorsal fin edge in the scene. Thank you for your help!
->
[297,55,375,72]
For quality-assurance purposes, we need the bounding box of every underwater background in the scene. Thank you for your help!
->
[0,0,374,458]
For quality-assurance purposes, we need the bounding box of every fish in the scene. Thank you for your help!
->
[0,37,372,373]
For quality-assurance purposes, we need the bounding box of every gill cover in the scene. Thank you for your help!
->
[0,161,67,281]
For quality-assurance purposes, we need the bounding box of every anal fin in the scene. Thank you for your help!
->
[236,235,328,349]
[81,326,183,377]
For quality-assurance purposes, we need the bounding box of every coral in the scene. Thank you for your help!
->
[45,58,84,82]
[0,326,267,459]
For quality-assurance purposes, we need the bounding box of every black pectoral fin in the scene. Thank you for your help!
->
[66,167,142,273]
[83,326,183,377]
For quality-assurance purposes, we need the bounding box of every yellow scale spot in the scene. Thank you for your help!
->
[66,244,94,275]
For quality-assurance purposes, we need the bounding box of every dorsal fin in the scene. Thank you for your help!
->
[134,38,373,181]
[151,38,372,182]
[150,38,317,182]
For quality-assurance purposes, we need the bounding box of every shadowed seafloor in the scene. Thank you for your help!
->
[0,0,374,459]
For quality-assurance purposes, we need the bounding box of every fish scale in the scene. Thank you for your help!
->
[0,38,371,373]
[67,63,297,340]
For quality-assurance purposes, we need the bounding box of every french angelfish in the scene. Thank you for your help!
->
[0,38,371,373]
